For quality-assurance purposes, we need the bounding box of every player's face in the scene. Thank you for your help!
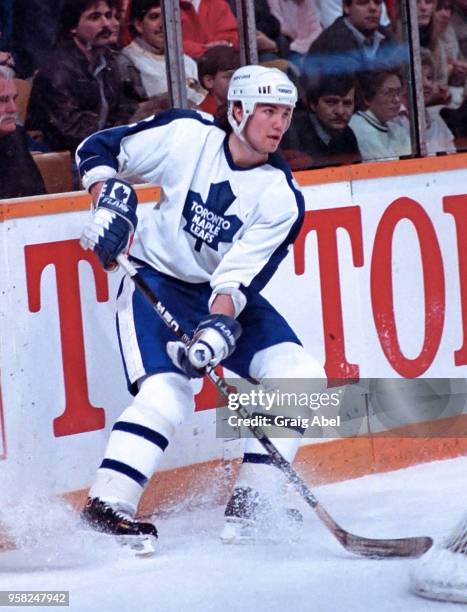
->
[311,89,355,136]
[368,74,403,123]
[243,103,293,154]
[72,1,114,48]
[344,0,382,34]
[0,78,18,137]
[135,7,165,53]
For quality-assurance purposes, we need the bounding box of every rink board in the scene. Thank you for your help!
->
[0,154,467,513]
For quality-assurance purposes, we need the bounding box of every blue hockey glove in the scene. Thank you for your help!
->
[167,314,242,378]
[80,178,138,270]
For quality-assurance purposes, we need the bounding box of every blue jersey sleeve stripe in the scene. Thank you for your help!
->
[77,109,215,177]
[248,157,305,294]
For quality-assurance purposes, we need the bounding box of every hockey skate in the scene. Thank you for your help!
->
[81,497,158,557]
[220,486,303,545]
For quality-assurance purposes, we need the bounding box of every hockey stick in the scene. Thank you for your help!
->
[116,254,433,559]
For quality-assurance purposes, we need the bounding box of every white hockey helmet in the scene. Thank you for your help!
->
[227,64,298,137]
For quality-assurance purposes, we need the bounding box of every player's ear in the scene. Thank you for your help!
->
[232,102,243,123]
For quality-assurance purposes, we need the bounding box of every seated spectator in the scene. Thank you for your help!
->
[304,0,401,78]
[197,46,240,115]
[266,0,322,69]
[397,48,455,154]
[281,73,361,169]
[451,0,467,62]
[433,0,467,91]
[417,0,452,103]
[350,68,411,160]
[180,0,239,60]
[254,0,289,62]
[440,96,467,147]
[10,0,65,78]
[0,66,46,199]
[26,0,139,154]
[117,0,204,105]
[317,0,391,28]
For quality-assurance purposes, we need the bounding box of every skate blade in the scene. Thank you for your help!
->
[220,519,256,545]
[116,535,157,558]
[412,584,467,604]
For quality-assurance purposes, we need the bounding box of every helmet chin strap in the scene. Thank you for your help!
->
[228,104,267,157]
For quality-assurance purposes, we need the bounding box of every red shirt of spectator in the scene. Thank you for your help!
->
[180,0,239,59]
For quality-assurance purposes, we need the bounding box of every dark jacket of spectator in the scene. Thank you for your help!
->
[0,126,46,198]
[304,17,400,77]
[27,39,137,153]
[281,110,361,169]
[11,0,65,78]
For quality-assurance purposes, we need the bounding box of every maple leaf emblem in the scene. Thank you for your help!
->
[182,181,243,252]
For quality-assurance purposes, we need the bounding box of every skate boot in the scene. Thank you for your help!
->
[220,486,303,544]
[81,497,158,556]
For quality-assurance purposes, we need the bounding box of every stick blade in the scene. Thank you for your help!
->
[342,534,433,559]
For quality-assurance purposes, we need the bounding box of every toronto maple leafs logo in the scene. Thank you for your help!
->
[182,181,242,252]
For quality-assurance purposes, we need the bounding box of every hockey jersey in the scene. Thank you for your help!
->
[76,109,304,299]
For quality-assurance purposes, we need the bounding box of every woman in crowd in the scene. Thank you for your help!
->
[350,68,411,160]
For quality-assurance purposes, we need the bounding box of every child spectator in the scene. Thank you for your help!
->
[197,46,240,115]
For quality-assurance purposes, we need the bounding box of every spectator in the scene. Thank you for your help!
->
[433,0,467,91]
[451,0,467,62]
[227,0,290,63]
[440,96,467,148]
[281,73,361,168]
[117,0,204,105]
[180,0,239,60]
[304,0,401,78]
[349,68,411,160]
[417,0,453,103]
[26,0,139,154]
[397,48,455,154]
[266,0,322,68]
[10,0,65,79]
[197,46,240,115]
[317,0,391,28]
[0,66,46,199]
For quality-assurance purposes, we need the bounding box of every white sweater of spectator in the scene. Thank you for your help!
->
[349,109,411,161]
[120,37,201,102]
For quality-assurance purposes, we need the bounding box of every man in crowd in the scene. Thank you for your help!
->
[281,73,361,169]
[26,0,139,154]
[304,0,401,78]
[117,0,204,107]
[0,66,46,199]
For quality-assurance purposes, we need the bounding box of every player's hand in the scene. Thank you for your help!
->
[167,314,242,378]
[80,178,138,270]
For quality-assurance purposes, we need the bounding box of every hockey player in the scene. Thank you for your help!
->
[77,64,325,550]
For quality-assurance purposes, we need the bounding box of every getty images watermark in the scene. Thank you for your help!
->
[221,387,343,435]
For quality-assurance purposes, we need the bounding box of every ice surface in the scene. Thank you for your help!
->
[0,456,466,611]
